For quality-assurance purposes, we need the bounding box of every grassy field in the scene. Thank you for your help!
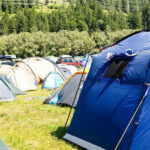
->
[0,86,83,150]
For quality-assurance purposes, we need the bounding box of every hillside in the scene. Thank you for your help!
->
[98,0,150,12]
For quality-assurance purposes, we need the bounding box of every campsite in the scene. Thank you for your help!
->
[0,86,79,150]
[1,0,150,150]
[0,54,91,150]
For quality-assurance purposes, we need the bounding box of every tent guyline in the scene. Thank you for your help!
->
[115,59,150,150]
[64,30,150,150]
[127,60,150,149]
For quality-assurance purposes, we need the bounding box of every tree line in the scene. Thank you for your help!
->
[0,0,145,35]
[0,30,135,58]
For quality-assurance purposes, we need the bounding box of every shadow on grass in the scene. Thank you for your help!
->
[51,126,67,139]
[51,126,85,150]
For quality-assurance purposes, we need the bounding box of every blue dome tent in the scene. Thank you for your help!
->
[64,30,150,150]
[42,72,64,89]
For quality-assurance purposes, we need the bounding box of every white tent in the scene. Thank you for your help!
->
[14,61,40,83]
[0,65,12,76]
[7,67,38,91]
[23,57,64,81]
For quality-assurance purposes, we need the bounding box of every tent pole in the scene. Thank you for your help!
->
[127,59,150,150]
[62,51,95,136]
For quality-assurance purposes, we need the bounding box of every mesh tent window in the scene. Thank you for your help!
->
[104,59,130,78]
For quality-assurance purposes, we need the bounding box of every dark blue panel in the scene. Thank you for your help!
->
[66,31,150,150]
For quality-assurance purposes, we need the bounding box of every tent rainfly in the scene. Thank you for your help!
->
[0,76,15,102]
[64,30,150,150]
[0,138,10,150]
[43,69,89,107]
[23,57,64,81]
[0,65,13,76]
[0,74,25,95]
[42,72,64,89]
[7,67,38,91]
[58,64,77,79]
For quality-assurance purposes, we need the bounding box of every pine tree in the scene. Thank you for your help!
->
[122,0,130,13]
[0,12,10,35]
[45,0,49,5]
[128,7,142,29]
[16,11,28,33]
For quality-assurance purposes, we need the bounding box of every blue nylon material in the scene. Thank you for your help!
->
[66,31,150,150]
[43,72,64,89]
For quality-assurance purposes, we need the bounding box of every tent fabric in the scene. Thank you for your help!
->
[0,65,12,76]
[14,61,40,83]
[43,72,64,89]
[23,57,64,81]
[0,78,15,102]
[57,74,86,107]
[7,68,38,91]
[58,64,77,79]
[44,70,88,107]
[0,138,10,150]
[59,67,71,79]
[45,56,58,62]
[64,30,150,150]
[0,74,25,95]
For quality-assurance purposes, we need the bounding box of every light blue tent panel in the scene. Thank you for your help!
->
[0,80,15,102]
[43,72,64,89]
[0,138,10,150]
[0,74,25,95]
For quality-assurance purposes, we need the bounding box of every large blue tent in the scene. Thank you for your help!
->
[64,30,150,150]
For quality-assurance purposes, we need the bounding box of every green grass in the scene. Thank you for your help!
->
[0,86,83,150]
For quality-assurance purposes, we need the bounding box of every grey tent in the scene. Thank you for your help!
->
[58,64,77,79]
[0,74,25,95]
[59,67,71,79]
[44,70,88,107]
[0,138,10,150]
[57,73,85,107]
[0,79,15,102]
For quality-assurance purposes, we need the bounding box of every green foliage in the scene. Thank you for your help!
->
[142,3,150,29]
[0,30,135,58]
[0,0,144,35]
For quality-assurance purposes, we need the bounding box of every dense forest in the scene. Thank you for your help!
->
[0,0,147,35]
[0,0,149,57]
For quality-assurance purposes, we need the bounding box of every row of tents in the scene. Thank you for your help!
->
[0,56,91,106]
[2,30,150,150]
[0,55,91,150]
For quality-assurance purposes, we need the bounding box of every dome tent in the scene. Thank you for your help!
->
[0,65,12,76]
[13,61,40,83]
[44,69,89,107]
[45,56,58,63]
[23,57,64,81]
[0,74,25,95]
[0,75,15,102]
[64,30,150,150]
[0,138,10,150]
[58,64,77,79]
[42,72,64,89]
[7,67,38,91]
